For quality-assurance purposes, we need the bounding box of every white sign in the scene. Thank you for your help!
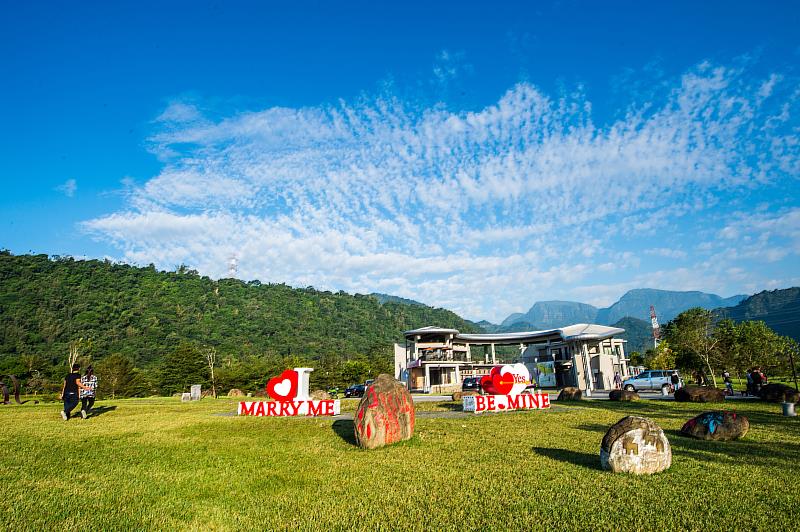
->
[463,393,551,413]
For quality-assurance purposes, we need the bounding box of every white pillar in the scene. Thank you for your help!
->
[294,367,313,401]
[491,344,497,365]
[455,364,461,384]
[424,364,431,393]
[581,344,594,392]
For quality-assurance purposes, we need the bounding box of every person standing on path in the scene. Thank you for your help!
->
[80,366,98,419]
[59,363,92,420]
[722,369,734,396]
[613,372,623,390]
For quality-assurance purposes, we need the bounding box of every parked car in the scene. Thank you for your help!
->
[622,370,679,393]
[344,384,366,398]
[462,376,483,393]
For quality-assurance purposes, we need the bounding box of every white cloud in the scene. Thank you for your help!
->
[56,178,77,197]
[83,62,800,322]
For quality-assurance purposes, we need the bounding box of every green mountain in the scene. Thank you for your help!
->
[716,288,800,341]
[370,293,426,307]
[610,317,653,355]
[0,252,478,386]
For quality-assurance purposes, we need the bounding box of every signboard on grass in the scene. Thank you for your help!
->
[238,367,341,417]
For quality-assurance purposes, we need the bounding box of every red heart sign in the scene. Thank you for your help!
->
[491,367,514,395]
[266,369,298,402]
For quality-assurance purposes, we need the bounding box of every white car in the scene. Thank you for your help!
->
[622,370,679,393]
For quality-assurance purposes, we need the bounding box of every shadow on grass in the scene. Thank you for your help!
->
[532,446,601,470]
[576,423,609,433]
[87,405,117,418]
[332,419,358,446]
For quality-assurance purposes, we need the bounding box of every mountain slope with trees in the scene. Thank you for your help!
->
[716,288,800,341]
[0,252,478,396]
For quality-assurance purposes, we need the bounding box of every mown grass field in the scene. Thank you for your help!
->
[1,396,798,531]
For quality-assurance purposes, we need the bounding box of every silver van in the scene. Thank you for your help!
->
[622,370,678,393]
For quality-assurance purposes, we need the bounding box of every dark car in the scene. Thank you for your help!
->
[344,384,366,398]
[462,376,483,393]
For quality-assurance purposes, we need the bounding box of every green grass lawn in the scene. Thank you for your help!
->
[1,397,798,531]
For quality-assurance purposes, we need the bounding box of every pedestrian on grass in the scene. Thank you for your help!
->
[80,365,98,419]
[60,363,92,420]
[752,367,765,394]
[745,368,754,395]
[722,369,734,396]
[613,372,622,390]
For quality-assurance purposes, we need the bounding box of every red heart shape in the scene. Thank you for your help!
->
[492,368,514,395]
[266,369,298,402]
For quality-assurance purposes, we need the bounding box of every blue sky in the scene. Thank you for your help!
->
[1,0,799,322]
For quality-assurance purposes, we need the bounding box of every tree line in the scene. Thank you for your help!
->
[0,252,478,398]
[632,307,798,386]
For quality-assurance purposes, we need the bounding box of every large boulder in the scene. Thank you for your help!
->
[759,383,800,404]
[600,416,671,474]
[557,387,583,401]
[227,388,245,397]
[674,385,725,403]
[451,391,463,402]
[609,389,640,402]
[310,389,332,400]
[354,374,415,449]
[681,411,749,441]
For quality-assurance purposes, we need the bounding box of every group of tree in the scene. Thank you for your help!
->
[638,307,797,385]
[0,251,478,398]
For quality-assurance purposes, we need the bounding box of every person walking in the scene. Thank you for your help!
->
[722,369,734,396]
[613,372,623,390]
[60,363,92,420]
[79,365,98,419]
[745,368,753,396]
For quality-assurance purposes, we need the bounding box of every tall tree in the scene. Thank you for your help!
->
[663,308,721,386]
[95,354,136,399]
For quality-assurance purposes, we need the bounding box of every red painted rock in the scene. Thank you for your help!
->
[558,387,583,401]
[681,411,749,441]
[600,416,671,474]
[674,385,725,403]
[354,374,415,449]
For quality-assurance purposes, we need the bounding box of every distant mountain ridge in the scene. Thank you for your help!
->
[492,289,748,332]
[717,288,800,341]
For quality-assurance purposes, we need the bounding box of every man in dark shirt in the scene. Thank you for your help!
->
[60,363,91,420]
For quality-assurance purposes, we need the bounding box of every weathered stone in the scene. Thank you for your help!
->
[181,392,191,402]
[227,388,245,397]
[190,384,201,401]
[759,383,800,404]
[451,391,463,402]
[674,385,725,403]
[609,389,640,402]
[354,374,415,450]
[557,387,583,401]
[310,389,332,400]
[681,411,749,441]
[600,416,671,474]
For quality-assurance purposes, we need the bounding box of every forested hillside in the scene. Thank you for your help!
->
[0,252,478,395]
[716,288,800,341]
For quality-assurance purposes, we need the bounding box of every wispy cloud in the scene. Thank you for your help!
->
[57,178,77,197]
[83,61,800,321]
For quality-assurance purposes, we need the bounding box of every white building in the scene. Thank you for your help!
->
[400,324,629,394]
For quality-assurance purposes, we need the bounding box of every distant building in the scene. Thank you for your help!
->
[401,324,629,394]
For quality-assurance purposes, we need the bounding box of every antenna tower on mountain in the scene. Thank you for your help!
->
[227,254,238,278]
[649,305,661,348]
